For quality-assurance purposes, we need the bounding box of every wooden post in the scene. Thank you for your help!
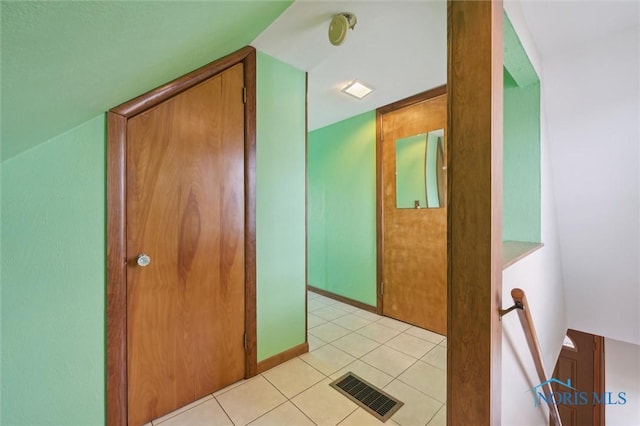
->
[447,1,503,425]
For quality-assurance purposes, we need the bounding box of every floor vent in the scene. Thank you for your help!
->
[330,372,404,422]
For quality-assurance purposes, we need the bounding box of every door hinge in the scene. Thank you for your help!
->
[242,87,247,104]
[243,332,248,350]
[380,282,384,295]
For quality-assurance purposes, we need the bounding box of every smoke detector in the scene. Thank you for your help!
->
[329,13,357,46]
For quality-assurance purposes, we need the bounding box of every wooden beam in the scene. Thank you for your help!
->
[447,1,503,425]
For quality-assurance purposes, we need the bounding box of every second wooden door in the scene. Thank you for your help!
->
[378,90,447,334]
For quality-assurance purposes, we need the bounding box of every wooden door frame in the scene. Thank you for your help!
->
[447,1,504,425]
[375,85,448,315]
[106,46,257,426]
[594,334,606,425]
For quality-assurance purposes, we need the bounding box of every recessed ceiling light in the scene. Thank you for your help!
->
[341,81,373,100]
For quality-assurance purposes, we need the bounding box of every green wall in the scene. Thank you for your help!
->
[0,52,308,424]
[1,115,106,425]
[1,1,293,161]
[503,14,542,243]
[308,111,377,306]
[256,52,307,361]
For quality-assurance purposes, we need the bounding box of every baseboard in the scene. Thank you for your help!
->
[307,285,378,314]
[256,342,309,374]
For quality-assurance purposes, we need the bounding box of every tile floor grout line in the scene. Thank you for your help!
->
[326,340,381,363]
[288,393,322,426]
[404,333,447,346]
[328,318,374,332]
[243,399,291,426]
[386,332,439,359]
[261,367,327,403]
[393,373,447,405]
[212,393,238,425]
[315,309,351,321]
[293,355,332,378]
[389,350,421,378]
[422,402,445,426]
[333,406,360,426]
[420,356,446,372]
[330,356,396,387]
[296,351,334,374]
[313,312,351,323]
[151,394,214,425]
[353,328,402,345]
[421,341,442,355]
[212,378,248,398]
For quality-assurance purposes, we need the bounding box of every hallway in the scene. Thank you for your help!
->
[146,291,447,425]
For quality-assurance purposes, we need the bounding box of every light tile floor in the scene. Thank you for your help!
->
[147,291,447,426]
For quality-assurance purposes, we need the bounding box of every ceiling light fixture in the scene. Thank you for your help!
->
[341,80,373,100]
[329,13,357,46]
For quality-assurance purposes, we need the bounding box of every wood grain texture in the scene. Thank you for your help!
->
[107,112,128,426]
[376,111,385,315]
[512,289,562,426]
[593,335,605,426]
[378,93,448,335]
[126,64,246,426]
[377,86,447,115]
[307,286,378,314]
[256,342,310,374]
[447,1,503,425]
[107,46,257,426]
[243,50,258,379]
[305,72,310,347]
[112,46,255,118]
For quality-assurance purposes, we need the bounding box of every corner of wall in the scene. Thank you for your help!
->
[255,51,307,361]
[501,3,568,424]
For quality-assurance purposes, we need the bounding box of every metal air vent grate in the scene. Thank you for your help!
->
[330,372,404,422]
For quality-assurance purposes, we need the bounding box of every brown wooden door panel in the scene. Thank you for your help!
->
[379,92,447,334]
[126,63,245,426]
[551,329,605,426]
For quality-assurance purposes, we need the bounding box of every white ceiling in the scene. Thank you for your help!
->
[253,0,640,131]
[519,0,640,57]
[252,0,447,131]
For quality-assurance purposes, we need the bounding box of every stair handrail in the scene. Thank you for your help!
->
[500,288,563,426]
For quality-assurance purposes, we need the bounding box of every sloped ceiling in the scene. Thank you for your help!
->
[253,0,446,131]
[0,0,292,161]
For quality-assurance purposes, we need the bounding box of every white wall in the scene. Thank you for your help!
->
[542,24,640,345]
[501,3,569,425]
[605,338,640,426]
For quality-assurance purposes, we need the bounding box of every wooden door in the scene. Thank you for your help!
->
[378,89,447,334]
[126,63,246,426]
[551,329,605,426]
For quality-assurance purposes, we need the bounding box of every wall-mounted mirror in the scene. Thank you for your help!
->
[395,128,446,208]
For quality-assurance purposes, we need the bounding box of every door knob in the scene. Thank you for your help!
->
[136,253,151,267]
